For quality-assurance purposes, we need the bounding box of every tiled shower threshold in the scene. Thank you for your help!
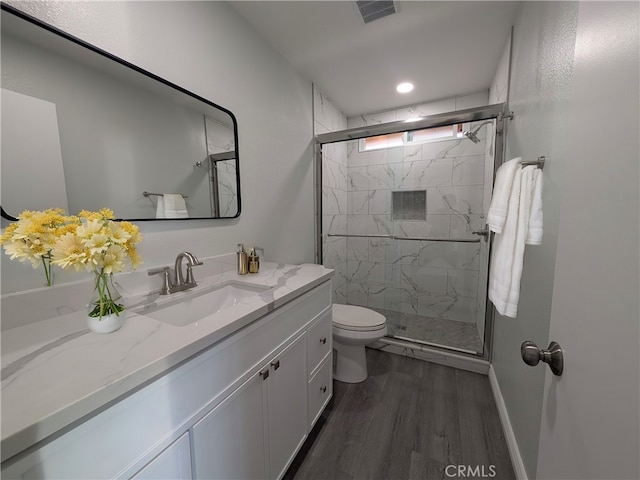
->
[367,306,484,355]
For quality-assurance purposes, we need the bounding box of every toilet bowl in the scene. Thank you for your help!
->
[332,304,387,383]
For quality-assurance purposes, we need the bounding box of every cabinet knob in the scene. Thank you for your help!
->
[260,368,270,380]
[320,337,327,345]
[320,385,327,393]
[271,360,280,371]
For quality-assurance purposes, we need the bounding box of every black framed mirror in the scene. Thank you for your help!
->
[1,4,241,220]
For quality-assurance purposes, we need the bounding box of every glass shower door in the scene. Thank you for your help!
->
[320,115,498,357]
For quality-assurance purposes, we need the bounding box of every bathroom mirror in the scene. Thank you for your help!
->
[0,5,241,220]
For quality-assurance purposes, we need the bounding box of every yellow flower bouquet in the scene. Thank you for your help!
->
[52,208,141,329]
[0,208,78,286]
[2,207,141,333]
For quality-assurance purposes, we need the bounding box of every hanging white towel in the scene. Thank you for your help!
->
[526,168,543,245]
[163,194,189,218]
[155,195,166,219]
[488,165,539,318]
[487,157,521,234]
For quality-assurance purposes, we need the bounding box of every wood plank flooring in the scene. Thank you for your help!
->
[284,349,515,480]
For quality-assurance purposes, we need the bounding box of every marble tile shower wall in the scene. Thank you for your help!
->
[344,121,491,324]
[314,86,348,303]
[347,92,488,129]
[206,117,237,217]
[314,88,495,328]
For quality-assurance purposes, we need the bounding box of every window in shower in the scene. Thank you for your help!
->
[362,132,404,151]
[407,123,464,142]
[361,123,464,151]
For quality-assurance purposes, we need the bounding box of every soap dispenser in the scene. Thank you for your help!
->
[248,247,262,274]
[237,244,248,275]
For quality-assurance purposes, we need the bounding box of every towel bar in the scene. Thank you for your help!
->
[326,234,480,243]
[326,234,392,239]
[143,191,188,198]
[521,156,545,170]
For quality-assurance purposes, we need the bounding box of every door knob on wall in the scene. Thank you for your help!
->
[521,340,564,376]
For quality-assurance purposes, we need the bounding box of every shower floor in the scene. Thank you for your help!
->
[368,307,484,354]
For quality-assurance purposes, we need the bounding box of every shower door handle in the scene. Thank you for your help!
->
[521,340,564,376]
[472,228,490,241]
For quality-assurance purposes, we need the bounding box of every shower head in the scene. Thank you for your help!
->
[463,120,493,143]
[463,130,481,143]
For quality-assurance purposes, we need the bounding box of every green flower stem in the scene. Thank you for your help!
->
[89,270,124,319]
[41,255,52,287]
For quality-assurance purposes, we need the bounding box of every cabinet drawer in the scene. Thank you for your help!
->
[307,309,332,376]
[307,354,332,430]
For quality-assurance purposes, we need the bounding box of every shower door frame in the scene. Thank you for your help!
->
[314,102,509,362]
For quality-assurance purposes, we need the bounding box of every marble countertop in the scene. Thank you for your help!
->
[0,255,333,462]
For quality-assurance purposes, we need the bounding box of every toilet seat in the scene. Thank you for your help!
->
[332,304,386,332]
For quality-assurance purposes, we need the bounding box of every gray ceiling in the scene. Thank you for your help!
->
[230,1,520,117]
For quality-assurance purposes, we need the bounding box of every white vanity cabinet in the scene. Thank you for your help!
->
[192,369,268,479]
[131,432,192,480]
[192,331,308,480]
[265,331,309,479]
[1,281,332,480]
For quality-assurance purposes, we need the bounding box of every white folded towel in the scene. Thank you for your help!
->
[155,195,166,219]
[487,157,521,234]
[163,194,189,218]
[526,168,543,245]
[489,164,541,318]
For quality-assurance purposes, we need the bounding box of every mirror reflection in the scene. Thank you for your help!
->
[1,7,240,220]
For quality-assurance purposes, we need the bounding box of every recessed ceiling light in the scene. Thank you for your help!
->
[396,82,414,93]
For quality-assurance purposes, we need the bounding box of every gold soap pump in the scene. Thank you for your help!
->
[248,247,263,274]
[237,244,249,275]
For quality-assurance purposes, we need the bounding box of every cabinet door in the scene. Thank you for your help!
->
[131,432,192,480]
[193,372,268,479]
[267,333,308,479]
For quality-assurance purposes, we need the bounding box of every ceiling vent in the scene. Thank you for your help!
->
[355,1,398,24]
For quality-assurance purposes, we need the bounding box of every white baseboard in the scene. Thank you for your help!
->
[488,365,528,480]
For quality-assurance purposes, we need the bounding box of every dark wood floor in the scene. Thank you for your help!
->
[284,348,515,480]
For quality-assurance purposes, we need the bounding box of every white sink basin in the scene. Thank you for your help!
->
[136,282,271,327]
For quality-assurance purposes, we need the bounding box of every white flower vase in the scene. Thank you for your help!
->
[87,271,125,334]
[87,312,124,334]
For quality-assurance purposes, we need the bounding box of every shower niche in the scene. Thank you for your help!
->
[391,190,427,221]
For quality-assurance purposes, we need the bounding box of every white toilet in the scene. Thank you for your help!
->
[332,304,387,383]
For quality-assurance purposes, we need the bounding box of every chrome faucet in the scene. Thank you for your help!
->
[148,252,203,295]
[175,252,203,289]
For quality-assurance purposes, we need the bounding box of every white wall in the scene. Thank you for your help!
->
[1,1,314,293]
[490,2,579,478]
[536,2,639,478]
